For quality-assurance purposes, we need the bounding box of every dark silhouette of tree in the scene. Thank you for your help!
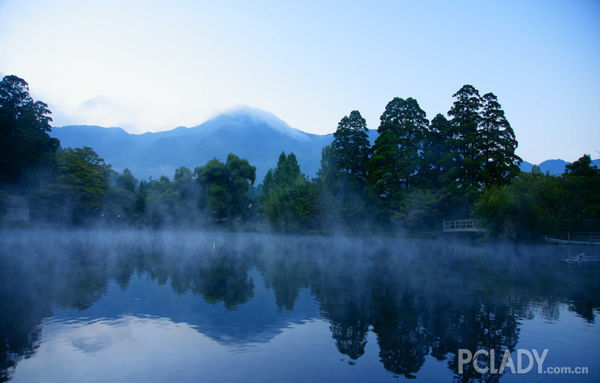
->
[479,92,521,187]
[376,97,429,189]
[331,110,371,183]
[0,75,59,184]
[561,154,600,231]
[420,114,453,189]
[317,110,374,229]
[447,85,484,198]
[368,129,403,211]
[565,154,599,177]
[368,97,429,221]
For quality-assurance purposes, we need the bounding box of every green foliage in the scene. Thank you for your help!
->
[447,85,521,193]
[116,168,137,193]
[565,154,598,177]
[560,155,600,231]
[7,75,593,238]
[196,160,231,221]
[447,85,484,196]
[226,153,257,217]
[479,93,521,187]
[195,154,256,222]
[133,180,149,220]
[476,171,563,240]
[316,145,337,183]
[0,75,59,184]
[317,168,373,230]
[93,155,257,227]
[366,97,432,223]
[146,176,182,226]
[420,114,453,189]
[319,110,374,229]
[394,189,444,231]
[102,185,134,222]
[33,147,111,223]
[367,130,403,210]
[261,152,318,231]
[99,168,138,223]
[375,97,428,188]
[331,110,371,182]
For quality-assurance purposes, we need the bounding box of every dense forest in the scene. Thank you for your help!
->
[1,75,599,239]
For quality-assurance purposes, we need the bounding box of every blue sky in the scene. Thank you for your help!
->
[1,0,598,163]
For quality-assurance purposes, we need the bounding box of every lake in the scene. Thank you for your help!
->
[0,230,598,382]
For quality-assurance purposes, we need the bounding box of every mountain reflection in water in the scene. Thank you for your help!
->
[0,230,598,382]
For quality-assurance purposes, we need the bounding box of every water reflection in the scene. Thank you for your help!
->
[0,230,598,382]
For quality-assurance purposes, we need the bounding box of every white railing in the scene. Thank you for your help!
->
[443,219,485,232]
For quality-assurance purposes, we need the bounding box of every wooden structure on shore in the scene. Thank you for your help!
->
[443,219,485,233]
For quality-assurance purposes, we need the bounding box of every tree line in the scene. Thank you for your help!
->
[1,75,598,238]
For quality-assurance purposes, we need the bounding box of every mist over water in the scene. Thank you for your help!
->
[0,229,598,382]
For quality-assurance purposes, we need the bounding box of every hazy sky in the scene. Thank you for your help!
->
[1,0,599,163]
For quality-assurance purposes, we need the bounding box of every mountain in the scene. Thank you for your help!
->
[519,158,600,175]
[52,107,597,182]
[52,107,378,181]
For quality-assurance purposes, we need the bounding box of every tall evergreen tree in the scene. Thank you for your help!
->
[316,111,374,228]
[447,85,483,192]
[479,92,521,187]
[331,110,371,182]
[368,97,428,217]
[368,130,403,207]
[272,152,301,187]
[377,97,428,188]
[420,114,453,189]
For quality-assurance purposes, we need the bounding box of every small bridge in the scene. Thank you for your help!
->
[443,219,485,233]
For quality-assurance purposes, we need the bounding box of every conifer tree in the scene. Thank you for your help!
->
[331,110,371,183]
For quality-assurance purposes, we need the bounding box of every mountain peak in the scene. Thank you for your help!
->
[214,105,309,141]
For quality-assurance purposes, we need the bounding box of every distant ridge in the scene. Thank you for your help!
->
[519,158,600,175]
[52,106,378,180]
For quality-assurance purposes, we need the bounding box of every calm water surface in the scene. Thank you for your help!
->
[0,230,598,382]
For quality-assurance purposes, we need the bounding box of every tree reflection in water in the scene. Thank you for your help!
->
[0,230,598,382]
